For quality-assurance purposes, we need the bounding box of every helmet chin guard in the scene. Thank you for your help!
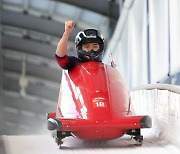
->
[77,49,104,62]
[75,29,104,62]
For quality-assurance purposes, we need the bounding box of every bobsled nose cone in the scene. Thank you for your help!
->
[47,118,62,131]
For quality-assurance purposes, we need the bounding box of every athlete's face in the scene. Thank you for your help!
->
[82,43,100,52]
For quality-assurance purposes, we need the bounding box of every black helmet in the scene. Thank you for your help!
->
[75,29,104,62]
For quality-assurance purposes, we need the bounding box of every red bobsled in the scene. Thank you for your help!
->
[47,62,152,147]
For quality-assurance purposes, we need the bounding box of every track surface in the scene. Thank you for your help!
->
[0,134,180,154]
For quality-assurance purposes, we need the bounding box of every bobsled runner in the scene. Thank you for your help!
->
[46,62,152,148]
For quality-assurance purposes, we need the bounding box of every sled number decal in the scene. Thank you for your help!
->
[92,98,107,108]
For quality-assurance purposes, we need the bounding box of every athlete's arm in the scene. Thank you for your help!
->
[55,21,75,57]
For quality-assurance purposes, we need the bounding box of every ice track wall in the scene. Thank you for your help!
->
[130,84,180,147]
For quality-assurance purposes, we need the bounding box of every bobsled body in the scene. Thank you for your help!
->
[47,62,151,145]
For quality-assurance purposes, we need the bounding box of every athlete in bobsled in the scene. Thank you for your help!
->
[55,21,104,69]
[48,21,152,147]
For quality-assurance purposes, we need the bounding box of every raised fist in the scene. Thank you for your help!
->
[65,21,75,34]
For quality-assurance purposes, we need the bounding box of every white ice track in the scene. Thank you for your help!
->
[1,84,180,154]
[0,133,180,154]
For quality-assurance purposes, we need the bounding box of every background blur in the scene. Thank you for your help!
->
[0,0,179,135]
